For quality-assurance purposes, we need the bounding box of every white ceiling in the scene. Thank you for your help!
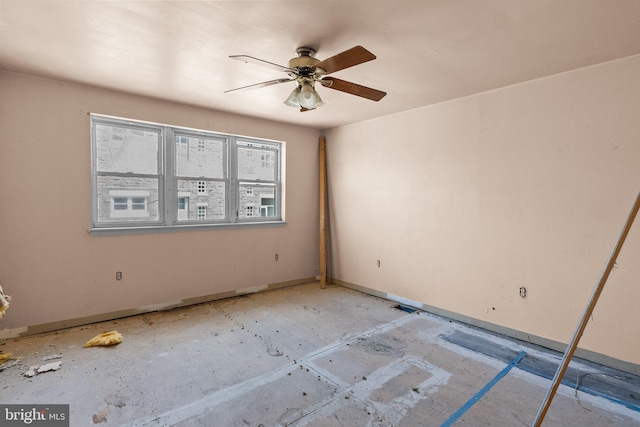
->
[2,0,640,130]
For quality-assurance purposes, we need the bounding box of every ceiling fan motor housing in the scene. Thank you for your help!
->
[289,47,321,76]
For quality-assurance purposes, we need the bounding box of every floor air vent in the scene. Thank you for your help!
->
[394,304,417,313]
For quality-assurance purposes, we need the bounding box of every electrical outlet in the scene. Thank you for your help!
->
[275,253,279,261]
[519,287,527,298]
[116,272,123,280]
[377,260,381,268]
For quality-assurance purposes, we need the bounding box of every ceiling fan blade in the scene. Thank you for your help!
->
[320,77,386,101]
[229,55,293,73]
[225,78,294,93]
[314,46,376,74]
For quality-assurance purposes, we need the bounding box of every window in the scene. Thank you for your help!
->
[197,206,207,220]
[261,196,275,217]
[110,194,149,217]
[237,140,280,220]
[91,114,283,234]
[177,197,187,210]
[109,191,151,219]
[177,195,189,220]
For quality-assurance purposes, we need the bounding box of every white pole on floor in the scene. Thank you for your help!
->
[532,191,640,426]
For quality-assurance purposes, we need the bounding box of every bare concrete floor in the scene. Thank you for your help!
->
[1,282,639,426]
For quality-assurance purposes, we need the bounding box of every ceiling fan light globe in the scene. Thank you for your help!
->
[283,83,325,110]
[284,88,301,107]
[301,90,324,109]
[301,83,314,100]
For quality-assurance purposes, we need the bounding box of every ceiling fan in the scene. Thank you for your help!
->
[225,46,386,111]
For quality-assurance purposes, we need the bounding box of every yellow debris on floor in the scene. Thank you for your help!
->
[0,352,13,364]
[84,331,123,348]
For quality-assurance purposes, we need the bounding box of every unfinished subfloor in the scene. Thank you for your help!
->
[1,282,639,426]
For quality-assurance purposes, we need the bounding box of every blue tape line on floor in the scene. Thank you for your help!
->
[441,350,527,427]
[515,365,640,413]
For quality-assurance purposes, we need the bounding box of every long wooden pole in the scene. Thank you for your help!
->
[319,136,327,289]
[532,191,640,426]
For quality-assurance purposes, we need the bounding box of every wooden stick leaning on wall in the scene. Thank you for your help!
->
[319,136,328,289]
[532,190,640,427]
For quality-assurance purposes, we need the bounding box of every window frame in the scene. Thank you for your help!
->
[90,114,285,236]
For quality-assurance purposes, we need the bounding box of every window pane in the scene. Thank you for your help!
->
[176,179,225,220]
[238,183,276,219]
[113,197,128,210]
[95,124,159,174]
[176,135,224,179]
[177,196,189,220]
[131,197,146,210]
[237,146,277,181]
[96,176,159,223]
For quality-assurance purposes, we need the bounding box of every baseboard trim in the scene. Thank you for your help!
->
[0,277,315,340]
[331,278,640,376]
[4,276,638,376]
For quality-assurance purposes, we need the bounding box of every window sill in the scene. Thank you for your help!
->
[89,221,287,237]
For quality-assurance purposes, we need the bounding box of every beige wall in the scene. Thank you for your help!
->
[2,54,639,367]
[325,55,640,365]
[0,71,321,333]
